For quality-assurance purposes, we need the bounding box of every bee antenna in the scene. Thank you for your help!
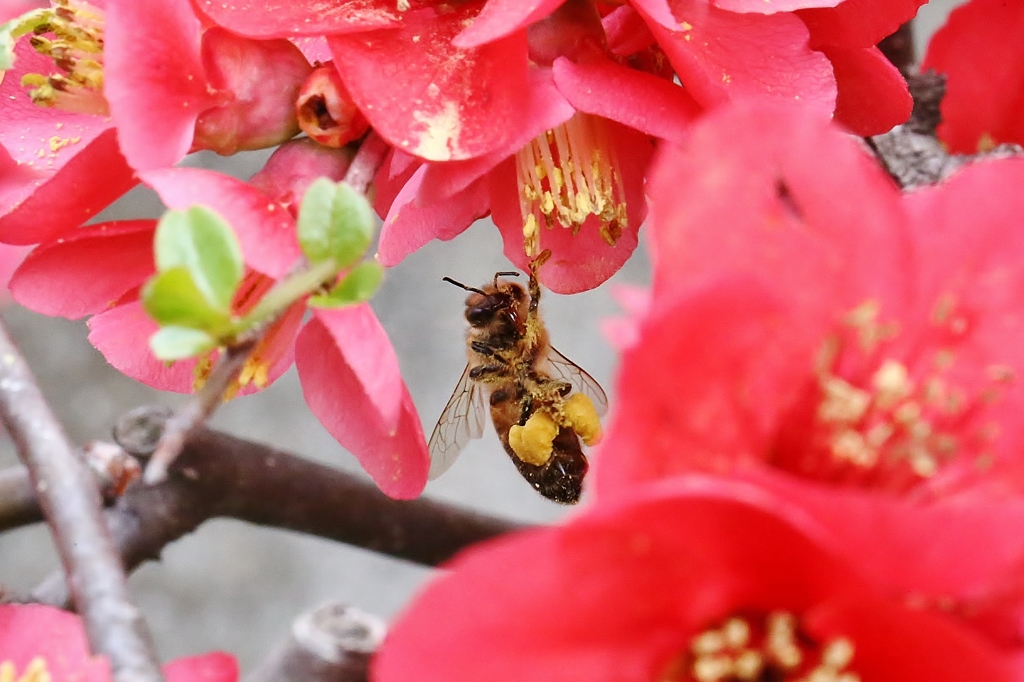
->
[443,277,486,295]
[495,271,520,278]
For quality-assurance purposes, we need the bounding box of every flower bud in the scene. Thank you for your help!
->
[296,63,370,148]
[192,27,312,156]
[249,138,354,216]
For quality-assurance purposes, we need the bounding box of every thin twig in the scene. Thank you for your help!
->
[30,408,522,608]
[143,340,255,483]
[246,602,385,682]
[0,442,139,533]
[143,131,391,484]
[0,319,164,682]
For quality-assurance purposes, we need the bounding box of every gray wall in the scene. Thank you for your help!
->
[0,0,965,667]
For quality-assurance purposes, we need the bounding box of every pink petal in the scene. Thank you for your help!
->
[295,315,429,499]
[552,55,700,144]
[798,0,929,49]
[922,0,1024,153]
[164,653,238,682]
[599,284,652,351]
[11,220,156,318]
[0,0,47,23]
[714,0,841,13]
[378,166,489,267]
[141,168,301,279]
[826,46,912,136]
[645,101,908,322]
[452,0,565,48]
[88,302,199,392]
[0,604,109,682]
[0,41,136,243]
[416,68,575,200]
[603,5,657,56]
[310,304,404,432]
[593,277,815,493]
[193,0,400,39]
[635,0,836,113]
[328,5,531,161]
[104,0,217,170]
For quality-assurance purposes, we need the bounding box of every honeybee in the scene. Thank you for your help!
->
[428,257,607,504]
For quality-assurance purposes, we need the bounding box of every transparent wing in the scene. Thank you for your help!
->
[544,346,609,417]
[428,364,489,480]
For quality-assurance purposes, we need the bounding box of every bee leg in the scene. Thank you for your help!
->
[527,249,551,315]
[469,364,506,380]
[470,341,504,358]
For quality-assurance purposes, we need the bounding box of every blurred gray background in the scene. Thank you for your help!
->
[0,0,964,669]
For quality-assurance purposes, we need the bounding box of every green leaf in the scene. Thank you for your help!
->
[297,178,375,267]
[149,326,218,361]
[154,206,243,311]
[0,23,14,72]
[309,261,384,308]
[141,267,234,332]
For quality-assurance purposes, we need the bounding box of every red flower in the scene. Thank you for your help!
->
[0,604,237,682]
[596,100,1024,501]
[374,480,1015,681]
[10,158,429,499]
[370,4,698,293]
[0,32,136,244]
[922,0,1024,153]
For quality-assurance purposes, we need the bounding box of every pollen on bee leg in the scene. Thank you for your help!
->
[515,112,628,257]
[509,411,558,466]
[563,393,602,445]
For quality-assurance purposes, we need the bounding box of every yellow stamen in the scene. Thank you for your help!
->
[0,658,53,682]
[14,0,107,113]
[515,113,627,257]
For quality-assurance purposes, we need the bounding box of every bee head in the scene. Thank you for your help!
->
[444,274,527,329]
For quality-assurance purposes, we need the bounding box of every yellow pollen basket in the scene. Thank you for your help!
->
[515,113,628,257]
[508,411,558,466]
[0,658,54,682]
[13,0,107,111]
[562,393,602,446]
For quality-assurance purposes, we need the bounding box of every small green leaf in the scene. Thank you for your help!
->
[1,23,14,72]
[141,268,233,331]
[297,178,375,267]
[154,206,243,311]
[149,326,218,361]
[309,261,384,308]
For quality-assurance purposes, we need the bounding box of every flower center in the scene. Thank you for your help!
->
[515,112,627,257]
[13,0,107,114]
[772,298,1012,492]
[0,657,53,682]
[664,612,858,682]
[192,273,304,397]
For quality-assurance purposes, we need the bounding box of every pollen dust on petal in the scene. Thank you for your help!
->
[411,101,463,161]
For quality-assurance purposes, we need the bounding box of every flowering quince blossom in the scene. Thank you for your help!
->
[0,0,311,245]
[193,0,914,293]
[374,480,1016,682]
[597,100,1024,501]
[586,100,1024,649]
[9,151,429,498]
[922,0,1024,153]
[0,604,237,682]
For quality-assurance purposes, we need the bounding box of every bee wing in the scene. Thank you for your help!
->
[544,346,609,417]
[428,364,489,480]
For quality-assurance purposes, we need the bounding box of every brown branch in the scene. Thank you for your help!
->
[0,442,140,533]
[0,319,164,682]
[143,131,391,484]
[32,407,522,607]
[246,602,385,682]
